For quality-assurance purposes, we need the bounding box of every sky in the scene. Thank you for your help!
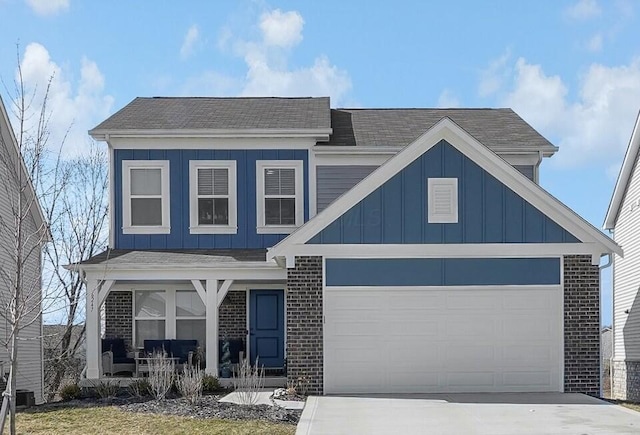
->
[1,0,639,325]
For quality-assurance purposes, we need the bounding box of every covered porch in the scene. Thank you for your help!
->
[77,249,287,381]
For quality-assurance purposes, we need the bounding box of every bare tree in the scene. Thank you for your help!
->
[0,62,60,434]
[42,143,108,401]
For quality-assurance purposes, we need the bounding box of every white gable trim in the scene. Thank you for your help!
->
[604,111,640,230]
[268,117,621,259]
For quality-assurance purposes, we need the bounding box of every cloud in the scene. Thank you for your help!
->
[180,24,200,60]
[565,0,601,20]
[187,8,352,105]
[437,89,461,108]
[16,42,114,156]
[586,33,603,52]
[483,55,640,167]
[478,49,512,97]
[25,0,68,16]
[259,9,304,48]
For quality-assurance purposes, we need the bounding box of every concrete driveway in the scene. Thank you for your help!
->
[296,393,640,435]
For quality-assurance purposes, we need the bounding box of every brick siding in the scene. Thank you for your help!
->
[564,255,600,395]
[219,291,246,341]
[104,291,133,350]
[286,256,324,395]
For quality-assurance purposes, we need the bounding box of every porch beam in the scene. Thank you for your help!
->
[190,279,206,304]
[85,278,101,379]
[205,279,219,377]
[217,279,233,308]
[97,279,115,306]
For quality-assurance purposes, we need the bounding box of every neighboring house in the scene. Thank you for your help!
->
[0,95,45,403]
[76,97,619,396]
[604,112,640,400]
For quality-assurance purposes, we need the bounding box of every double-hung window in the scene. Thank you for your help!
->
[256,160,304,234]
[134,290,166,346]
[189,161,237,234]
[122,160,170,234]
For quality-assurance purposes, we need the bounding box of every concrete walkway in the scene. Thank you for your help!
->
[219,390,305,410]
[296,393,640,435]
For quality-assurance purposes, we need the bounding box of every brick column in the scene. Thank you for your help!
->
[564,255,600,395]
[104,291,133,350]
[287,256,323,395]
[219,291,247,341]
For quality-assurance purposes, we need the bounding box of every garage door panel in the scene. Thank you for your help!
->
[324,286,562,394]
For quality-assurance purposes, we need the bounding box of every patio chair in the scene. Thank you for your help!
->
[101,338,135,376]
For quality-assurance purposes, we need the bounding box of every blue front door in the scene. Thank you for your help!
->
[249,290,284,368]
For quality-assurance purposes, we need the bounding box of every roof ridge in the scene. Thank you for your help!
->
[333,107,513,111]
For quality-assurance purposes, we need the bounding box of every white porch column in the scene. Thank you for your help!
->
[85,278,101,379]
[205,279,219,376]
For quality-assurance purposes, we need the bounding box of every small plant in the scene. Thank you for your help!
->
[177,365,204,405]
[128,379,151,398]
[233,357,265,406]
[92,379,120,398]
[285,380,298,397]
[296,375,311,396]
[202,374,221,394]
[59,383,82,401]
[148,350,174,400]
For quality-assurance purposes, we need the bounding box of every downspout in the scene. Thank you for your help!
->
[599,253,613,398]
[534,151,543,184]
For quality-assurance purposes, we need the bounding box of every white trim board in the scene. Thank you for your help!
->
[268,117,621,260]
[604,110,640,229]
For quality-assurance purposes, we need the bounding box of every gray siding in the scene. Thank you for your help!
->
[316,165,377,212]
[613,156,640,361]
[514,165,535,181]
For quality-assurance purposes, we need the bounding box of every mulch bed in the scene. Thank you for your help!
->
[22,395,302,424]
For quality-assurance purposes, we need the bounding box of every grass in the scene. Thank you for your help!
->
[13,406,296,435]
[621,402,640,413]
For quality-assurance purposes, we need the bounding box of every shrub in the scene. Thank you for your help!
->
[148,350,174,400]
[92,379,120,398]
[177,365,203,405]
[202,374,221,394]
[128,379,151,398]
[232,357,264,405]
[59,383,81,401]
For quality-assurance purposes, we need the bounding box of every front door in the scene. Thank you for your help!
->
[249,289,284,369]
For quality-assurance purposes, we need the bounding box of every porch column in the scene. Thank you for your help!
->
[205,279,219,376]
[85,278,101,379]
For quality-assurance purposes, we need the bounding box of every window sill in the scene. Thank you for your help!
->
[189,226,238,235]
[123,226,171,235]
[257,225,299,235]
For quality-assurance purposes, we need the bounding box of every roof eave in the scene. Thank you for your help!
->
[89,128,333,141]
[604,111,640,230]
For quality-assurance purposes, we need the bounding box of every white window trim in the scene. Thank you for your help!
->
[256,160,304,234]
[427,177,458,223]
[189,160,237,234]
[122,160,170,234]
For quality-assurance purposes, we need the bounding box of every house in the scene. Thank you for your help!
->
[0,95,46,403]
[604,111,640,400]
[77,97,619,396]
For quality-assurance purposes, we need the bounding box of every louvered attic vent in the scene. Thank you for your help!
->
[427,178,458,223]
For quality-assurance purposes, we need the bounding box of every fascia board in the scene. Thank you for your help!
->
[604,111,640,230]
[89,128,332,141]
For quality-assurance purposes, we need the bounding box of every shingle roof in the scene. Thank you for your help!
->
[78,249,267,266]
[90,97,331,132]
[325,108,557,153]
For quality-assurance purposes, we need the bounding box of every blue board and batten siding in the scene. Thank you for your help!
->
[114,149,309,249]
[325,258,561,286]
[309,141,579,244]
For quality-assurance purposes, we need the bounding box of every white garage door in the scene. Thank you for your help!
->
[324,287,562,394]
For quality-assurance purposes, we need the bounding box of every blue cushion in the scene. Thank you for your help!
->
[144,339,171,356]
[171,340,198,363]
[102,338,127,358]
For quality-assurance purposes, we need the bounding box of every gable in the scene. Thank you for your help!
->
[308,141,578,244]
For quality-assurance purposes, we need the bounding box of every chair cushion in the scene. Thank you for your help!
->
[171,340,198,364]
[102,338,127,358]
[113,356,135,364]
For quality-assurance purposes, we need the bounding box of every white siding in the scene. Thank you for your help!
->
[0,133,44,403]
[613,157,640,361]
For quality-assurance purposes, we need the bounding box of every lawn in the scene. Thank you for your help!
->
[14,406,296,435]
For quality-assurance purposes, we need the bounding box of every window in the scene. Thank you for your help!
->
[189,161,237,234]
[427,178,458,223]
[176,291,206,350]
[122,160,170,234]
[133,289,207,350]
[134,291,166,346]
[256,160,304,234]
